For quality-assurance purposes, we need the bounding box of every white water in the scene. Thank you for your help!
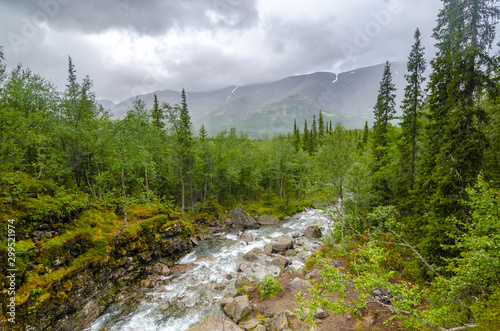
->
[87,209,333,331]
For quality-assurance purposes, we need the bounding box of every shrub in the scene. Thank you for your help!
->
[258,274,283,299]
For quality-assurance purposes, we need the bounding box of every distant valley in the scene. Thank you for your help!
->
[100,62,407,137]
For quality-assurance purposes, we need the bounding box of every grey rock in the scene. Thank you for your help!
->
[235,274,251,288]
[304,226,322,239]
[271,311,289,331]
[305,269,321,280]
[243,247,263,261]
[240,232,257,242]
[289,277,311,290]
[152,263,170,276]
[315,307,329,319]
[264,244,273,255]
[288,260,305,273]
[270,255,290,268]
[220,297,234,307]
[230,206,259,229]
[257,215,281,226]
[186,316,240,331]
[254,325,266,331]
[237,263,249,273]
[224,295,251,323]
[270,237,294,252]
[238,318,261,330]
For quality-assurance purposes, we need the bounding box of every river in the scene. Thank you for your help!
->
[87,209,333,331]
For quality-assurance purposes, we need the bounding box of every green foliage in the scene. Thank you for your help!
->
[258,274,283,300]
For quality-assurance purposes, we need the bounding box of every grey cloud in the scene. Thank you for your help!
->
[3,0,259,35]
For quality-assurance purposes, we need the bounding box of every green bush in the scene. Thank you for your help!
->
[258,274,283,299]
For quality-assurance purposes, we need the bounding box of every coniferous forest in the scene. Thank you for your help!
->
[1,1,500,330]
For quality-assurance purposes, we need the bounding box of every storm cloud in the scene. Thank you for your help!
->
[0,0,445,103]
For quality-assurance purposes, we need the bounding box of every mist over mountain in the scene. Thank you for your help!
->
[101,62,407,136]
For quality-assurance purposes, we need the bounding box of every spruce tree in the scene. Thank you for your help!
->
[151,94,164,130]
[180,88,195,214]
[362,121,369,146]
[418,0,500,267]
[372,61,396,203]
[318,110,325,141]
[293,119,301,152]
[311,115,317,152]
[302,119,309,153]
[398,28,426,193]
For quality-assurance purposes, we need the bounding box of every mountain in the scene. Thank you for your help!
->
[100,62,407,137]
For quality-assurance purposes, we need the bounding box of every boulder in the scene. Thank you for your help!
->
[304,226,322,239]
[235,274,251,288]
[230,206,258,229]
[223,295,251,323]
[186,316,240,331]
[270,311,289,331]
[152,263,170,276]
[257,215,281,226]
[243,248,263,261]
[270,237,294,252]
[314,307,329,319]
[289,277,311,290]
[270,255,290,269]
[305,269,321,280]
[263,244,273,255]
[195,254,215,262]
[237,263,249,273]
[220,297,234,307]
[240,232,257,243]
[254,325,266,331]
[288,260,305,273]
[238,318,261,330]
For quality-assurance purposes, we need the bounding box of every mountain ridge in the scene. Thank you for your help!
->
[100,62,407,136]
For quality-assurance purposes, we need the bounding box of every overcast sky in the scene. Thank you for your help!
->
[0,0,444,103]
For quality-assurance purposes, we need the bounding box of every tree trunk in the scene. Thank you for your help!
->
[116,167,127,244]
[145,166,150,205]
[180,153,185,216]
[188,154,194,214]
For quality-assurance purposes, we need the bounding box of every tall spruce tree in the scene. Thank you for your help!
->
[293,119,301,152]
[180,88,195,214]
[418,0,500,267]
[302,119,310,153]
[372,61,397,203]
[151,94,164,130]
[398,28,426,194]
[318,110,325,141]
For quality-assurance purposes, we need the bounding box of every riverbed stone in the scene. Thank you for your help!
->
[152,263,170,276]
[186,316,240,331]
[240,232,257,243]
[305,269,321,280]
[270,236,294,252]
[264,244,273,255]
[304,225,322,239]
[288,260,305,273]
[271,311,290,331]
[289,277,311,290]
[237,263,249,272]
[230,206,259,229]
[239,318,261,330]
[315,307,329,319]
[257,215,281,226]
[270,255,290,268]
[235,274,251,288]
[223,295,251,323]
[243,247,263,261]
